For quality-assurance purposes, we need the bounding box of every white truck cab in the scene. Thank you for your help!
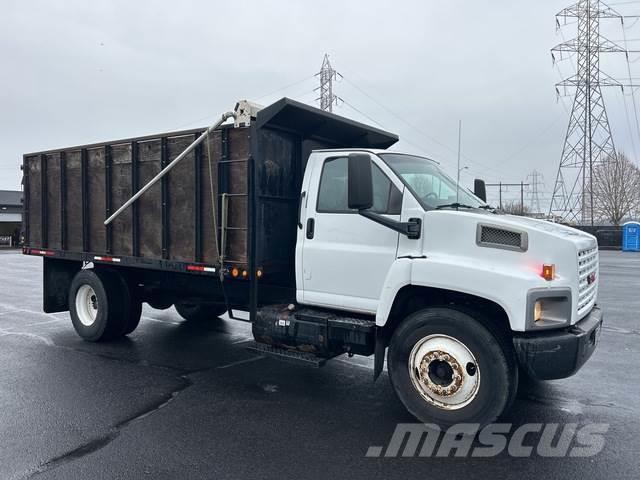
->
[293,148,603,426]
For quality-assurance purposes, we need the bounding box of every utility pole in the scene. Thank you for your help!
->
[486,182,530,214]
[549,1,637,225]
[456,120,462,204]
[315,54,341,112]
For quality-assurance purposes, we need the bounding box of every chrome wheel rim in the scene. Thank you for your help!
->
[76,285,98,327]
[408,334,480,410]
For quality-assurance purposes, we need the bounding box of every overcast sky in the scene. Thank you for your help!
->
[3,0,640,208]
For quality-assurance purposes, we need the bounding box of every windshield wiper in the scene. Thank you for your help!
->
[478,205,495,211]
[435,203,475,210]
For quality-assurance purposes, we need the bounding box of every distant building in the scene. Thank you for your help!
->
[0,190,23,246]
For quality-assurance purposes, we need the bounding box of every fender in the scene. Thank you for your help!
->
[375,256,548,332]
[373,256,526,381]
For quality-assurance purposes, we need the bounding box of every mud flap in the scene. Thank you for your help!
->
[43,257,82,313]
[373,335,386,382]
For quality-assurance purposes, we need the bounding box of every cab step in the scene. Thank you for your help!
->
[246,341,327,368]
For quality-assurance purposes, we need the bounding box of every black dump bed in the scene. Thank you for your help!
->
[22,98,397,290]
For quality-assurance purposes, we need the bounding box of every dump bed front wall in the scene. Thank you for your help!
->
[255,128,298,278]
[23,126,251,266]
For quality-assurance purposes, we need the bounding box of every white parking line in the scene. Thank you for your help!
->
[143,317,183,326]
[216,356,265,369]
[23,318,66,327]
[0,328,54,346]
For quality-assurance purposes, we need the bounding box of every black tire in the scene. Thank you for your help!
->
[175,303,226,322]
[123,299,142,335]
[109,269,142,336]
[68,269,129,342]
[387,307,518,429]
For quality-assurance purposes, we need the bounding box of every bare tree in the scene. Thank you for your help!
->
[500,200,531,216]
[588,152,640,225]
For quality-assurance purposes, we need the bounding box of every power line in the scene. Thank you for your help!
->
[621,23,640,148]
[254,75,316,102]
[340,73,506,179]
[164,75,317,132]
[339,100,439,156]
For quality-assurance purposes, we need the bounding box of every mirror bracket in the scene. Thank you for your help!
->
[358,210,421,240]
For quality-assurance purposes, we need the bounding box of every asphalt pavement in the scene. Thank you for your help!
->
[0,249,638,479]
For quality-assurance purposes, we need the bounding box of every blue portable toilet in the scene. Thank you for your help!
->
[623,221,640,251]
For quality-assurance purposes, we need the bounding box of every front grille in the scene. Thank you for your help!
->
[577,245,598,317]
[477,225,527,251]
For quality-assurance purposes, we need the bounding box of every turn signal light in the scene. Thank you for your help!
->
[231,267,240,278]
[541,264,555,281]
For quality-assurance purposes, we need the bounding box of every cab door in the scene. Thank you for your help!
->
[297,153,403,314]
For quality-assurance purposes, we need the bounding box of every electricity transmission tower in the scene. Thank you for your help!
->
[549,0,633,225]
[526,170,545,215]
[315,54,341,112]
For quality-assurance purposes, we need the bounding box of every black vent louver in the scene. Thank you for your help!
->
[476,224,527,252]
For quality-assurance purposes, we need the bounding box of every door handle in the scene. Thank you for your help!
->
[298,191,306,229]
[306,218,315,239]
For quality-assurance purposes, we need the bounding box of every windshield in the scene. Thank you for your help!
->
[378,153,486,210]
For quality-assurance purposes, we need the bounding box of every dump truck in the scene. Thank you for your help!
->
[22,98,603,427]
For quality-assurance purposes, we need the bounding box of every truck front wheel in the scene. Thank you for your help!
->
[69,269,128,342]
[175,303,226,322]
[388,307,517,429]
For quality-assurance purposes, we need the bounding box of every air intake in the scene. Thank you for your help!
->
[476,224,528,252]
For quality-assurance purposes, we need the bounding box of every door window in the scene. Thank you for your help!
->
[316,157,401,214]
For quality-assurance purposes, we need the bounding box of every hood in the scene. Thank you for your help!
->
[419,209,597,258]
[485,213,596,249]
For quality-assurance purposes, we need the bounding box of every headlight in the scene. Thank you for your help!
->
[527,289,572,330]
[534,301,543,322]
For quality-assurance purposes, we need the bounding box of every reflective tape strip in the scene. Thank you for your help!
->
[187,265,216,273]
[93,256,121,263]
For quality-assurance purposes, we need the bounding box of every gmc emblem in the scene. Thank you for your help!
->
[587,272,596,285]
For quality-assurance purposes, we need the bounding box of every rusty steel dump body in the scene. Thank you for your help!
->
[22,98,397,311]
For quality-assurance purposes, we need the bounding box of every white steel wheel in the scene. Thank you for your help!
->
[68,269,129,342]
[408,334,480,410]
[75,284,99,327]
[388,307,517,428]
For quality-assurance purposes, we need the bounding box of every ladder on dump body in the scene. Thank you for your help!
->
[216,127,249,268]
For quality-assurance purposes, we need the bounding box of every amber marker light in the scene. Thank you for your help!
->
[541,264,555,281]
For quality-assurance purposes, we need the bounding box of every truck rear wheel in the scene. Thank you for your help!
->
[175,303,226,322]
[112,272,142,336]
[387,307,517,429]
[122,297,142,335]
[69,269,129,342]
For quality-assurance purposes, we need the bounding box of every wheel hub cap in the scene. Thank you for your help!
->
[420,350,463,396]
[76,285,98,327]
[409,334,480,410]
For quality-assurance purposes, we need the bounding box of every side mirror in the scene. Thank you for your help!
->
[474,179,487,202]
[347,154,373,210]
